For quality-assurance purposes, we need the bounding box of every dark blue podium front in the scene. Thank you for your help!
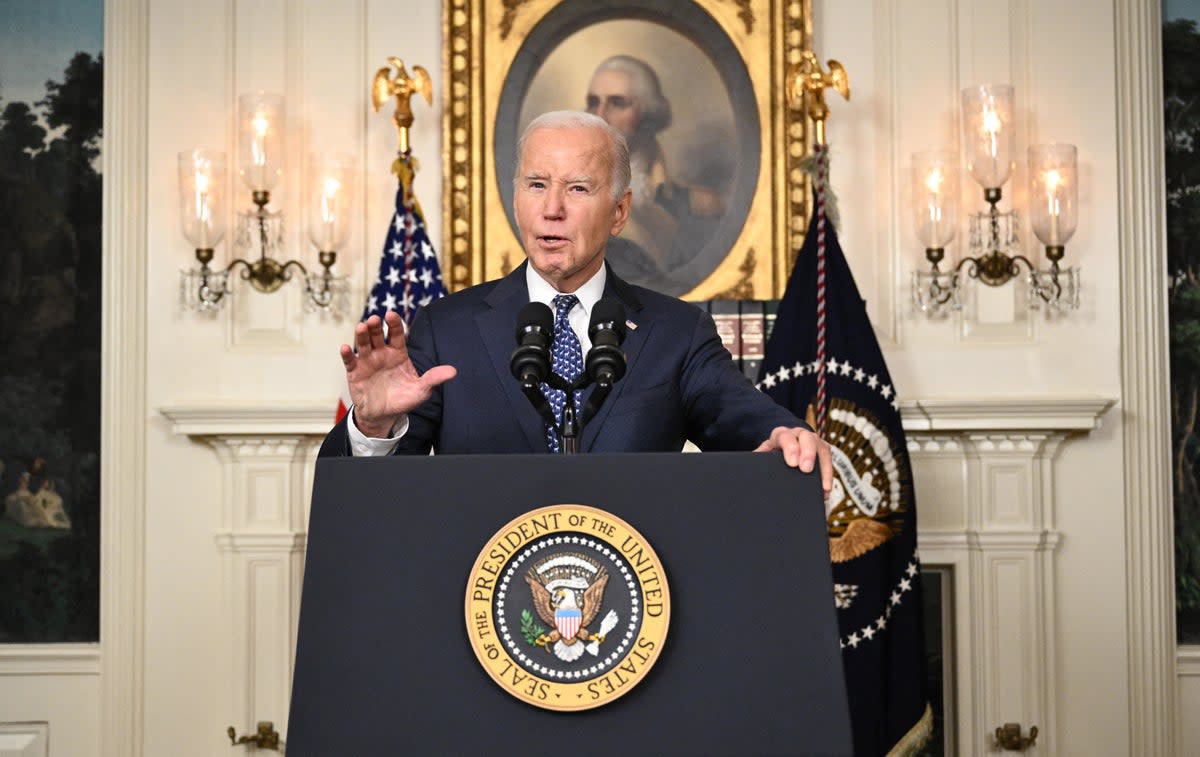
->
[287,452,851,756]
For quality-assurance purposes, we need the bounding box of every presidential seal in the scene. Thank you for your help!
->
[464,505,670,711]
[822,397,910,563]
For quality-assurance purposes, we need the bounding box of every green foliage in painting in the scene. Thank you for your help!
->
[0,52,103,642]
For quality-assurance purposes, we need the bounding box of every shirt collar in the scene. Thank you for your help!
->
[525,263,607,319]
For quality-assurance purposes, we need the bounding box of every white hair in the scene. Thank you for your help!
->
[590,55,672,134]
[515,110,631,201]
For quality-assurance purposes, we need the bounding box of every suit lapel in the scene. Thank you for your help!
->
[476,263,547,452]
[582,265,649,452]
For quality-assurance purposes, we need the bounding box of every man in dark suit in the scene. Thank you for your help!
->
[322,110,830,492]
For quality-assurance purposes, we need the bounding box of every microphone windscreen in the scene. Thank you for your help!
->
[515,301,554,340]
[589,298,627,340]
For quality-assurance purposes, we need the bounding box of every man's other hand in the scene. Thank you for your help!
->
[754,425,834,496]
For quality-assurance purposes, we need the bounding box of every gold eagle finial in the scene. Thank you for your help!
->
[371,57,433,154]
[786,51,850,146]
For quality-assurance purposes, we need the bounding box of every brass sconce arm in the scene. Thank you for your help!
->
[187,248,341,312]
[916,246,1077,314]
[183,187,346,313]
[913,186,1079,315]
[304,250,341,310]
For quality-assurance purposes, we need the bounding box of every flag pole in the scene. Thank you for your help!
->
[786,51,850,436]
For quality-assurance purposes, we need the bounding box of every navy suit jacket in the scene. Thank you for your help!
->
[319,263,804,456]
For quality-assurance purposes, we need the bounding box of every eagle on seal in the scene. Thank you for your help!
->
[525,566,609,661]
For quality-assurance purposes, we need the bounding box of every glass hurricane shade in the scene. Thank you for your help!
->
[961,84,1015,191]
[912,150,959,250]
[178,149,227,250]
[306,153,355,252]
[237,92,284,193]
[1028,143,1078,247]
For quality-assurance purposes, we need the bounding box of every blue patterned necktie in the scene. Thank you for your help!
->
[543,294,584,453]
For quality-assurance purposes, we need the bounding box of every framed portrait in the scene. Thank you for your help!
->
[443,0,814,299]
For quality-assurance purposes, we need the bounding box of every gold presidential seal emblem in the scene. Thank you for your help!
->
[465,505,670,711]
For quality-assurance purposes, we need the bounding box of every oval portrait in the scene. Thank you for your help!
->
[495,2,760,297]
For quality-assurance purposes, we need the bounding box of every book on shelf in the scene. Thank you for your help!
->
[690,298,781,383]
[739,300,765,384]
[709,299,742,372]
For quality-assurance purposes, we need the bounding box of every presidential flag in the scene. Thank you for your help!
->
[759,145,931,755]
[336,153,447,421]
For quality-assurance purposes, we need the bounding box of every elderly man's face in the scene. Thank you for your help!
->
[513,126,631,293]
[586,70,641,139]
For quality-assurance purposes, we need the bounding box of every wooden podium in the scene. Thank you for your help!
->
[287,452,851,756]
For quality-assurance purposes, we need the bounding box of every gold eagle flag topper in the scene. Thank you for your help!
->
[371,56,432,155]
[786,51,850,146]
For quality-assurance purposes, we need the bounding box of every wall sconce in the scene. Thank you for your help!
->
[911,84,1080,315]
[179,92,349,314]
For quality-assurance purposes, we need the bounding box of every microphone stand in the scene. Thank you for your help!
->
[554,369,618,454]
[553,373,588,455]
[548,355,624,454]
[520,371,588,455]
[559,391,580,454]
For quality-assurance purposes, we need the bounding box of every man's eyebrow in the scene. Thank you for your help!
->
[521,172,596,186]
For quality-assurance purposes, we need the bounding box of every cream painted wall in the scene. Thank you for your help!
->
[0,0,1184,755]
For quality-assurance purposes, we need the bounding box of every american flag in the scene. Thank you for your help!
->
[336,153,448,421]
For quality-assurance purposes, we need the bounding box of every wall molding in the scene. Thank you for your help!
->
[160,403,336,436]
[160,397,1115,437]
[101,0,149,755]
[0,646,101,677]
[214,533,309,552]
[1178,647,1200,677]
[1116,0,1177,754]
[900,397,1113,431]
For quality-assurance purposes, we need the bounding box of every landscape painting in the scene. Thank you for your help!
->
[0,0,103,642]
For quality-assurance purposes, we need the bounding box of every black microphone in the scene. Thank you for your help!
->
[586,298,627,387]
[510,301,553,385]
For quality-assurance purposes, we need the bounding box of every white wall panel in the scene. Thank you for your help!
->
[0,723,47,757]
[0,677,97,757]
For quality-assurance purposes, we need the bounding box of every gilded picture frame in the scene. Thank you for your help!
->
[443,0,812,300]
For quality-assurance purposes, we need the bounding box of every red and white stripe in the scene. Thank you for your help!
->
[814,144,829,436]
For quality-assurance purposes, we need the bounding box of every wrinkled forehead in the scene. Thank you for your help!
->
[517,127,613,181]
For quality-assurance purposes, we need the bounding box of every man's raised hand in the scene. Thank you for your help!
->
[339,310,456,437]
